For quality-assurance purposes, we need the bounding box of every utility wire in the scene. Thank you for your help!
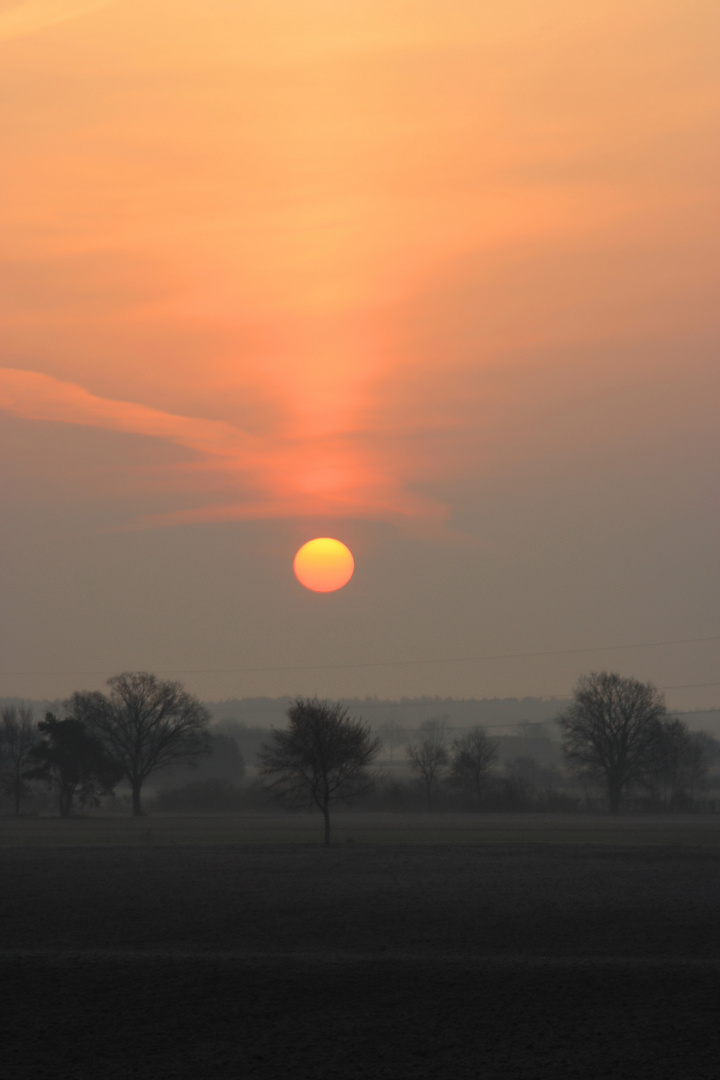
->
[1,634,718,678]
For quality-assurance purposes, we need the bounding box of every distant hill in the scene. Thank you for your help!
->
[205,695,571,735]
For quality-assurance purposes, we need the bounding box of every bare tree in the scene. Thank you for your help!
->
[378,718,405,762]
[258,697,381,844]
[0,705,37,815]
[558,672,667,813]
[406,716,449,812]
[450,726,498,807]
[70,672,211,816]
[648,718,709,809]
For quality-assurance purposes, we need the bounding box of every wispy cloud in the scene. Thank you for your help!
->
[0,1,115,42]
[0,367,447,528]
[1,1,716,540]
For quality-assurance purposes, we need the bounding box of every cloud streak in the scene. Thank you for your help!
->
[1,1,716,541]
[0,0,115,42]
[0,367,446,527]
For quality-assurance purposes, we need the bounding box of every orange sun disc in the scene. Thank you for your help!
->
[293,537,355,593]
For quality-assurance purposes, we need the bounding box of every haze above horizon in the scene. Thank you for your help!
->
[1,1,717,708]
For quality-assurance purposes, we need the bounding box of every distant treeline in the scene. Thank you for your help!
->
[3,695,718,735]
[2,691,719,819]
[207,695,572,732]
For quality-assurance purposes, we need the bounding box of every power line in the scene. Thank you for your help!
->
[1,634,718,679]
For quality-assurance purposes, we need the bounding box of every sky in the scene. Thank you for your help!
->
[1,0,718,710]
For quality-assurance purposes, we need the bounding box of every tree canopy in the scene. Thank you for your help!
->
[450,726,498,807]
[27,713,123,818]
[258,697,381,844]
[0,705,37,816]
[646,717,708,809]
[70,672,211,816]
[406,717,449,811]
[558,671,668,813]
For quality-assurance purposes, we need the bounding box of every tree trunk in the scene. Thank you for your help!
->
[132,782,144,817]
[14,777,20,817]
[608,780,622,814]
[323,803,331,845]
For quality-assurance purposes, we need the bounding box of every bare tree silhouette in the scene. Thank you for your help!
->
[406,716,449,812]
[0,705,37,815]
[70,672,210,816]
[259,697,381,844]
[558,672,667,813]
[450,726,498,807]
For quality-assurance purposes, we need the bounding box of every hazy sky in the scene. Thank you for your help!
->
[1,0,718,708]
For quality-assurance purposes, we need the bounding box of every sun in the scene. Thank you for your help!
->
[293,537,355,593]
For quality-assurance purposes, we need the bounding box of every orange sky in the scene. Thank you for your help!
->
[1,1,718,703]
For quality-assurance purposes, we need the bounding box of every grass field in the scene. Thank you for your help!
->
[3,817,720,1078]
[3,809,720,846]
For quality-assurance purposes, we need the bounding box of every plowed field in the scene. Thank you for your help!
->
[3,836,719,1078]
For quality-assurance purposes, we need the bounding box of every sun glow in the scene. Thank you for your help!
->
[0,1,714,538]
[293,537,355,593]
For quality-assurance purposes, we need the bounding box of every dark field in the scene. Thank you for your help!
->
[3,818,720,1078]
[4,810,720,845]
